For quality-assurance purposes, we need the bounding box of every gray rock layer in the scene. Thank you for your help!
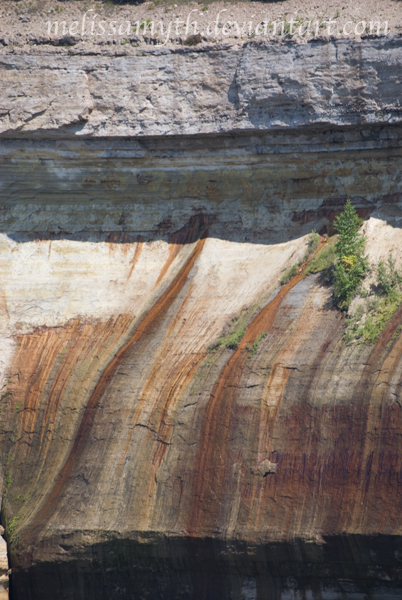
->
[1,36,402,137]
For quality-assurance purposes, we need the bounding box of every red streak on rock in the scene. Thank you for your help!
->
[187,253,317,535]
[21,237,206,551]
[127,236,144,280]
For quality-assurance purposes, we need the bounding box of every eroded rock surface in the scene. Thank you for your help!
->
[1,35,402,600]
[1,36,402,136]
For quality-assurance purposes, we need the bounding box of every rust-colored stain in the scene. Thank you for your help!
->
[154,242,181,287]
[187,247,318,535]
[4,230,402,570]
[186,260,402,539]
[5,315,133,477]
[19,236,206,548]
[127,236,144,280]
[138,352,206,529]
[346,304,402,530]
[154,214,213,288]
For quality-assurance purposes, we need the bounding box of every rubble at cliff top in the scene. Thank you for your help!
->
[0,0,400,53]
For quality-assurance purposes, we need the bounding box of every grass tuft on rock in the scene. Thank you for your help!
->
[305,235,337,275]
[280,230,321,285]
[209,316,247,352]
[246,331,267,358]
[280,263,299,285]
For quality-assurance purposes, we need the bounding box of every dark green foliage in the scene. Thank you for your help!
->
[184,34,203,46]
[377,255,402,295]
[332,200,369,310]
[223,325,246,350]
[334,200,364,257]
[343,254,402,345]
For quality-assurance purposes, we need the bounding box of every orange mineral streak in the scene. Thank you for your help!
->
[153,214,212,288]
[348,304,402,530]
[248,342,305,529]
[33,316,133,482]
[153,242,181,287]
[21,237,206,547]
[188,242,324,536]
[7,315,133,483]
[114,266,207,484]
[250,306,343,539]
[138,353,206,528]
[127,236,144,281]
[10,324,82,458]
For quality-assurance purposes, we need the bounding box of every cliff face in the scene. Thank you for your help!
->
[2,36,402,137]
[1,35,402,600]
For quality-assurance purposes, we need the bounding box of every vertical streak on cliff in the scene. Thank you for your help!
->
[20,237,206,551]
[113,295,205,483]
[36,320,105,459]
[127,237,144,281]
[10,316,131,472]
[138,352,207,530]
[12,328,71,459]
[246,297,320,535]
[188,270,308,536]
[349,305,402,532]
[112,216,214,484]
[153,242,181,287]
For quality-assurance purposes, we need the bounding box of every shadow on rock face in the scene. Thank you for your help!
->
[10,535,402,600]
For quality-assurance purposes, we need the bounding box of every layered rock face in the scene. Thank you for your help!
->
[1,35,402,600]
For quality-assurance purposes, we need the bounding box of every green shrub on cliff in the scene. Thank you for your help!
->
[208,315,247,352]
[280,263,298,285]
[246,331,267,358]
[305,235,337,275]
[344,255,402,344]
[280,230,321,285]
[377,255,402,295]
[332,200,369,310]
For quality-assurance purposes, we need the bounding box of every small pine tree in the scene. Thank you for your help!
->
[332,199,369,310]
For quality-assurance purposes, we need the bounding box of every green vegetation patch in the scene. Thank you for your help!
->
[246,331,267,358]
[332,199,369,311]
[344,255,402,345]
[7,508,25,543]
[280,230,321,285]
[305,235,337,275]
[209,315,247,352]
[280,263,299,285]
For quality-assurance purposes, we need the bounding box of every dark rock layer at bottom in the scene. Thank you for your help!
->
[10,535,402,600]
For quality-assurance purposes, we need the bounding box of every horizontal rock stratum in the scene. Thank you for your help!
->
[1,35,402,600]
[1,36,402,136]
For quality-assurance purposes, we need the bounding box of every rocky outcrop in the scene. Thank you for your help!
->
[1,36,402,137]
[1,35,402,600]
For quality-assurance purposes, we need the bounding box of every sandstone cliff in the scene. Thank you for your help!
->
[1,33,402,600]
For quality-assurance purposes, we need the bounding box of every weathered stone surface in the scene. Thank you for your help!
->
[1,205,402,599]
[1,35,402,600]
[1,36,402,137]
